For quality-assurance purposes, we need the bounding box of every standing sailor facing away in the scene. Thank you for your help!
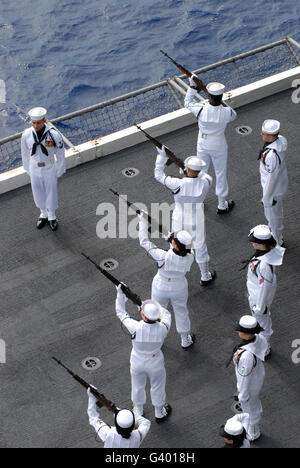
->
[138,213,195,349]
[184,75,237,214]
[21,107,66,231]
[87,388,151,448]
[219,413,251,448]
[154,147,216,285]
[258,119,288,246]
[115,285,172,423]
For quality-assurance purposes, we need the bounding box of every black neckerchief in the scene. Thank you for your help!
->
[31,125,49,156]
[239,248,268,271]
[225,337,256,368]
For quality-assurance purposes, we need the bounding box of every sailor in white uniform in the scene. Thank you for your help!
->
[87,389,151,448]
[258,119,288,246]
[154,147,215,285]
[115,285,172,422]
[246,224,285,355]
[232,315,268,442]
[21,107,66,230]
[184,75,237,213]
[138,213,195,349]
[220,413,251,448]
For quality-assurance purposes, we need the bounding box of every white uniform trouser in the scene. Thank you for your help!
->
[130,350,166,407]
[30,166,58,212]
[152,277,190,334]
[263,196,284,244]
[248,297,273,344]
[197,148,229,199]
[238,375,264,426]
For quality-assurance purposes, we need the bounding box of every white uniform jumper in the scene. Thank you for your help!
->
[139,216,194,337]
[116,289,171,415]
[247,246,285,344]
[87,398,150,448]
[259,135,288,245]
[184,87,237,208]
[21,123,66,219]
[154,153,212,278]
[234,334,268,431]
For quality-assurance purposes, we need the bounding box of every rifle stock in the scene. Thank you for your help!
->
[52,357,119,413]
[81,252,142,307]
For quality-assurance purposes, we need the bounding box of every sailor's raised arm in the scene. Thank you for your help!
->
[138,214,166,266]
[154,145,181,192]
[184,74,204,118]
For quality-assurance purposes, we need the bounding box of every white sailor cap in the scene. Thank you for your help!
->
[223,419,244,437]
[248,224,276,245]
[115,409,135,428]
[262,119,280,135]
[236,315,263,334]
[142,299,162,321]
[28,107,47,121]
[206,82,225,96]
[184,156,206,171]
[176,230,193,247]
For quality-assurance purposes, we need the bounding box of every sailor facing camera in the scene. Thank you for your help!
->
[184,75,237,214]
[115,285,172,423]
[21,107,66,231]
[258,119,288,246]
[138,213,195,349]
[154,147,216,285]
[220,413,251,448]
[231,315,268,442]
[87,388,151,448]
[246,224,285,356]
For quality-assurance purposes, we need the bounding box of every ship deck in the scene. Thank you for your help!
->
[0,87,299,448]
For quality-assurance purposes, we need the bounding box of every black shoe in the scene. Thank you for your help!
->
[49,219,58,231]
[217,200,235,215]
[36,217,48,229]
[155,404,172,423]
[181,333,195,350]
[200,270,216,286]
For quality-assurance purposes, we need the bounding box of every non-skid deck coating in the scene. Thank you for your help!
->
[0,88,299,448]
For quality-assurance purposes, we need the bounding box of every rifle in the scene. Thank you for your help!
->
[52,357,118,413]
[160,49,227,107]
[134,123,185,171]
[109,188,169,238]
[81,252,142,307]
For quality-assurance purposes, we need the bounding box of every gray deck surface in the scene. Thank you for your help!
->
[0,88,299,449]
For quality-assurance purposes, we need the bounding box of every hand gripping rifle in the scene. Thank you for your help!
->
[109,188,170,238]
[81,252,142,307]
[160,49,228,107]
[134,123,185,171]
[52,357,118,413]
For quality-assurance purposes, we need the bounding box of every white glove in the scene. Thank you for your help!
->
[157,145,167,158]
[189,73,198,87]
[116,283,128,303]
[87,386,98,404]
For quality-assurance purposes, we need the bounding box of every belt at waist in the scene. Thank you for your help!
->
[132,349,161,358]
[156,273,186,282]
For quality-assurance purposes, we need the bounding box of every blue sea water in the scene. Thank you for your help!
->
[0,0,300,138]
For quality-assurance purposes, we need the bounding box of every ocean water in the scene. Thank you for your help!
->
[0,0,300,138]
